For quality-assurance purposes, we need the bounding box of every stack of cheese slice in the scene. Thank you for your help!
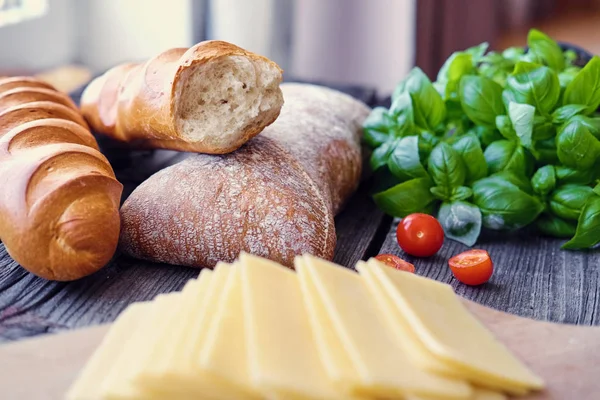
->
[67,254,544,400]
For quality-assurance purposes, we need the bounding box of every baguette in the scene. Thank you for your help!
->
[80,40,284,154]
[120,83,370,268]
[0,77,123,280]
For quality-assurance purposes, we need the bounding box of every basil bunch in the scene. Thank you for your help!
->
[364,29,600,249]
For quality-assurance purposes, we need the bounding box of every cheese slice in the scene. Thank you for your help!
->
[471,387,508,400]
[365,259,544,392]
[100,294,182,400]
[240,253,355,400]
[358,261,527,396]
[300,254,472,400]
[406,387,507,400]
[131,270,211,397]
[357,261,465,377]
[296,257,362,391]
[136,265,244,400]
[66,302,158,400]
[198,263,260,399]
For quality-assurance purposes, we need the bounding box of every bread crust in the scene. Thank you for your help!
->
[81,41,283,153]
[0,77,123,280]
[119,83,370,268]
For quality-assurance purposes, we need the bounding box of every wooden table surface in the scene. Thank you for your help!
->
[0,84,598,343]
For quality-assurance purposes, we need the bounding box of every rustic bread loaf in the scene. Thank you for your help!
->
[80,40,284,154]
[0,77,123,280]
[119,83,370,268]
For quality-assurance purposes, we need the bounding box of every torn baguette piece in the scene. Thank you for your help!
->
[80,40,284,154]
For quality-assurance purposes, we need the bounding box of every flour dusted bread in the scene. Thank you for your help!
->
[120,83,370,268]
[0,77,122,280]
[80,40,284,154]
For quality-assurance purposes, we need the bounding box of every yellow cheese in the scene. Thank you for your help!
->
[198,263,260,399]
[128,272,209,397]
[296,257,361,389]
[100,294,182,400]
[136,265,244,400]
[365,259,544,392]
[471,387,508,400]
[240,253,354,400]
[357,261,465,377]
[406,387,507,400]
[66,302,156,400]
[299,255,471,400]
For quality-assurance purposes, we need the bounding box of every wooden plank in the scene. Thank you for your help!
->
[377,219,600,325]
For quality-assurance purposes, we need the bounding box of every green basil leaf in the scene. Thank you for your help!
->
[556,118,600,170]
[502,47,525,62]
[438,201,482,246]
[473,125,504,147]
[430,186,450,201]
[531,165,557,196]
[536,214,577,238]
[370,138,398,171]
[466,42,489,62]
[506,62,560,115]
[559,66,582,90]
[565,49,578,66]
[508,102,536,151]
[555,165,598,185]
[363,107,393,148]
[485,170,534,195]
[549,184,595,220]
[563,56,600,114]
[388,91,415,137]
[473,176,544,230]
[427,142,467,193]
[483,140,533,176]
[373,177,436,218]
[594,183,600,196]
[568,115,600,139]
[562,195,600,249]
[532,115,555,141]
[552,104,587,124]
[450,186,473,202]
[393,67,446,130]
[495,115,517,140]
[387,135,428,181]
[418,131,440,160]
[534,138,559,165]
[451,133,488,184]
[527,29,565,71]
[436,52,474,100]
[459,75,505,128]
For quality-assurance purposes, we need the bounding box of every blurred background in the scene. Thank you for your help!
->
[0,0,599,95]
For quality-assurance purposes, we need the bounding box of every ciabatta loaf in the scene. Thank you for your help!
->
[119,83,370,268]
[80,41,284,154]
[0,77,122,280]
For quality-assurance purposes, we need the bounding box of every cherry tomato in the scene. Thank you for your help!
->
[374,254,415,273]
[448,249,493,286]
[396,213,444,257]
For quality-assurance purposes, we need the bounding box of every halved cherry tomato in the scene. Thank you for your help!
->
[396,213,444,257]
[448,249,493,286]
[374,254,415,273]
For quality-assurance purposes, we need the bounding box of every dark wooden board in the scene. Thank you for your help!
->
[379,219,600,325]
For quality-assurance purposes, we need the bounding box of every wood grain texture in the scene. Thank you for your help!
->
[0,186,384,343]
[379,219,600,325]
[2,299,599,399]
